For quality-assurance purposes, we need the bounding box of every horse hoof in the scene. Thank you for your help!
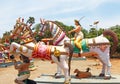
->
[54,73,61,78]
[55,76,61,79]
[10,55,15,59]
[104,76,111,80]
[99,73,105,77]
[64,78,71,84]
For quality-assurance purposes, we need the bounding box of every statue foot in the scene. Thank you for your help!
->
[54,73,62,78]
[10,55,15,59]
[64,79,71,84]
[99,73,105,77]
[64,77,71,84]
[104,75,111,80]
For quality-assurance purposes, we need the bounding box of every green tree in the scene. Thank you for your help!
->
[82,28,88,38]
[26,17,35,25]
[98,28,104,35]
[87,28,97,38]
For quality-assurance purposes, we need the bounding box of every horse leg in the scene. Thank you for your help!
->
[102,47,111,79]
[104,57,111,79]
[55,65,62,78]
[98,57,106,77]
[100,57,111,79]
[55,56,67,78]
[97,46,111,79]
[10,42,21,54]
[10,42,33,57]
[51,55,71,84]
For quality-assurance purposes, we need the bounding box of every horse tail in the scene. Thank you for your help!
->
[64,42,73,76]
[103,30,118,55]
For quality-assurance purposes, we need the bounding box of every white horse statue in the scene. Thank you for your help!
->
[10,18,73,84]
[38,18,118,79]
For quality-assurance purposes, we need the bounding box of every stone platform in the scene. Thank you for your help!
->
[34,74,120,84]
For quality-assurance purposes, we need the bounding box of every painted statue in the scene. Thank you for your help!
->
[68,19,84,52]
[10,18,74,84]
[38,18,118,79]
[11,54,31,84]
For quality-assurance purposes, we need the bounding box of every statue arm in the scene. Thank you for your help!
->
[12,59,22,70]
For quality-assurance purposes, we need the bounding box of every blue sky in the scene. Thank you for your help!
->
[0,0,120,37]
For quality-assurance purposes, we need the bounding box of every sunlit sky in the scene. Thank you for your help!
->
[0,0,120,37]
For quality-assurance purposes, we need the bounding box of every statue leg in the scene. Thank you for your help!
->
[103,47,111,79]
[54,65,62,78]
[101,57,111,79]
[10,42,33,57]
[55,56,68,78]
[51,55,71,83]
[97,46,111,79]
[74,38,82,50]
[98,59,106,77]
[104,56,111,79]
[10,42,21,53]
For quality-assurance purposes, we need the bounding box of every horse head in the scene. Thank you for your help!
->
[11,17,36,45]
[39,18,68,45]
[39,18,50,36]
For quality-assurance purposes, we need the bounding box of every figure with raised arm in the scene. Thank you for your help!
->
[68,20,84,52]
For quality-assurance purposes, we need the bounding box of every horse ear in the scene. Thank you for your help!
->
[43,19,45,24]
[40,18,45,24]
[22,18,24,22]
[16,17,21,23]
[40,18,43,24]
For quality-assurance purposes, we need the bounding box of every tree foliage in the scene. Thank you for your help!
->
[26,17,35,25]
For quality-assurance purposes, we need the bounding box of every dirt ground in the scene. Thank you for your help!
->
[0,58,120,84]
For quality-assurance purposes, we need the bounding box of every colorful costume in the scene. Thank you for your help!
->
[74,26,84,40]
[17,71,30,81]
[74,25,84,51]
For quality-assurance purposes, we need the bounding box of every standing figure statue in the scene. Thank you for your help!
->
[11,54,30,84]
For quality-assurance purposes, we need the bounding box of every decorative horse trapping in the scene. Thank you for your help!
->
[32,42,51,60]
[53,47,61,62]
[71,39,89,53]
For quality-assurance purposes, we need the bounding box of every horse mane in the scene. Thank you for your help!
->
[11,18,37,44]
[46,20,65,32]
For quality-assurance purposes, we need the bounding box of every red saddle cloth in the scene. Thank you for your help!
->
[32,42,51,60]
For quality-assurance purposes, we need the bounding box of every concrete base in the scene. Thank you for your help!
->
[34,74,120,84]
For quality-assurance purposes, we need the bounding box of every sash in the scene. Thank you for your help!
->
[32,42,51,60]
